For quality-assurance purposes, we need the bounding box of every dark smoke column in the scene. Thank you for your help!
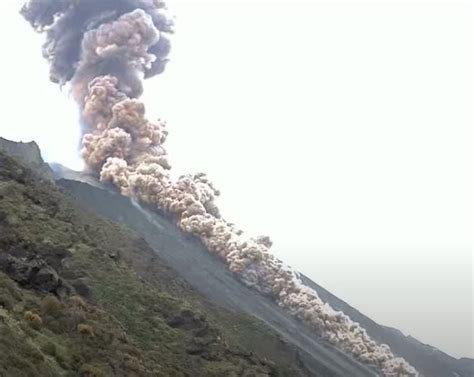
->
[21,0,175,179]
[21,2,418,376]
[21,0,172,94]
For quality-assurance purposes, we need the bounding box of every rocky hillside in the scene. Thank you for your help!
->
[0,138,54,181]
[0,138,473,377]
[0,149,320,376]
[49,152,474,377]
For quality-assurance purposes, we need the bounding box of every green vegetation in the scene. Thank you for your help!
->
[0,151,309,377]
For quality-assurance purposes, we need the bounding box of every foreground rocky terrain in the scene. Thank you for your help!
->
[0,145,316,376]
[0,137,473,377]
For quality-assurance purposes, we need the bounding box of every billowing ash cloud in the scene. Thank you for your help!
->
[21,0,172,96]
[21,1,418,376]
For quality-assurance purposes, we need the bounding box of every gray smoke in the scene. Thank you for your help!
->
[21,0,173,95]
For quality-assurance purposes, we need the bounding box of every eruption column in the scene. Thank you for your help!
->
[21,1,418,376]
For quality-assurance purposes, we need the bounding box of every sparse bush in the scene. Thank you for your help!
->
[24,310,42,329]
[122,354,146,373]
[68,295,87,310]
[77,323,95,337]
[40,295,63,317]
[40,341,57,356]
[0,293,14,310]
[79,364,106,377]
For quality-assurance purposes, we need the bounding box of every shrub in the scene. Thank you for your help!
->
[68,295,87,310]
[79,364,106,377]
[0,293,14,310]
[40,295,63,317]
[77,323,95,337]
[24,310,42,329]
[40,341,57,356]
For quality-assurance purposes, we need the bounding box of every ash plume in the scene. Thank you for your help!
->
[21,0,172,94]
[21,1,418,376]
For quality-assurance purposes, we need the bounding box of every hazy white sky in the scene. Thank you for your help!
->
[0,0,472,358]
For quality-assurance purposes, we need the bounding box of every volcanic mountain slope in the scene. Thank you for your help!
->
[47,158,474,377]
[0,139,377,377]
[0,146,320,376]
[1,138,473,377]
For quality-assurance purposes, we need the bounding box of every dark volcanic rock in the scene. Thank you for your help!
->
[70,277,92,298]
[0,137,54,181]
[0,255,71,296]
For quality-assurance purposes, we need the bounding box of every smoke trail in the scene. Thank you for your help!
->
[21,1,418,376]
